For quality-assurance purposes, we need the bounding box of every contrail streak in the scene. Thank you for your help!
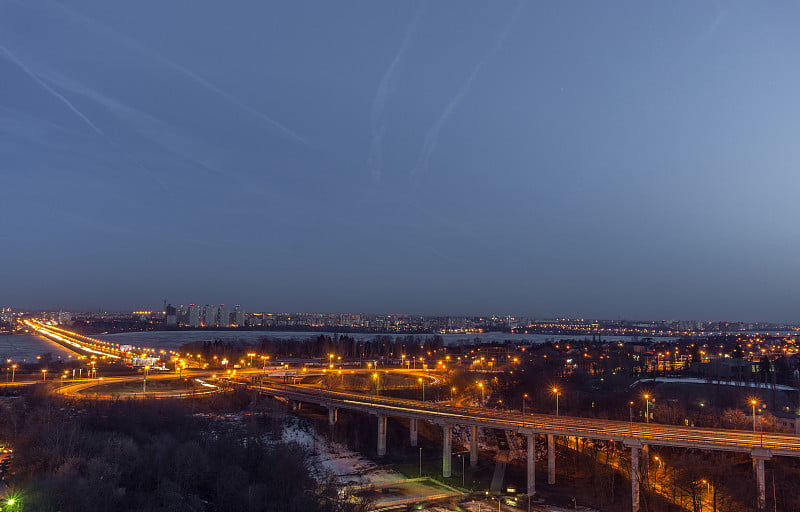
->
[159,58,309,146]
[43,72,229,178]
[51,1,308,145]
[368,3,425,181]
[412,1,523,177]
[0,47,169,190]
[0,45,105,136]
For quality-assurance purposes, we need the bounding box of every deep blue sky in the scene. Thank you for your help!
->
[2,1,800,321]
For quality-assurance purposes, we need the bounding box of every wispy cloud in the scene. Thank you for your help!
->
[39,71,229,178]
[155,57,310,146]
[411,1,524,177]
[0,44,169,190]
[368,3,425,181]
[51,1,309,146]
[0,44,105,136]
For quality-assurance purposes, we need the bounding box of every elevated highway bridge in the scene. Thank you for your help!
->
[257,382,800,511]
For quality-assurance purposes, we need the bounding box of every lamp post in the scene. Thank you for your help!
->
[750,399,758,432]
[552,387,560,416]
[372,372,379,396]
[629,401,634,435]
[41,369,47,382]
[478,382,484,405]
[419,447,423,477]
[653,455,662,481]
[522,393,529,427]
[451,387,456,401]
[418,377,425,401]
[643,393,651,423]
[143,365,150,393]
[10,364,16,383]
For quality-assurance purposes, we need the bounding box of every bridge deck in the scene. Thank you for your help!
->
[261,384,800,457]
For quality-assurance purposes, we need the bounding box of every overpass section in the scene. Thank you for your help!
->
[258,383,800,511]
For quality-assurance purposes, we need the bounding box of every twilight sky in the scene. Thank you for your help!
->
[2,1,800,321]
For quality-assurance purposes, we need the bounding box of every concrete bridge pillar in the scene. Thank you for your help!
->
[526,433,536,497]
[470,425,479,467]
[328,407,338,426]
[442,423,452,477]
[751,449,771,510]
[409,418,418,447]
[630,444,640,512]
[641,444,649,486]
[377,414,387,457]
[547,434,555,485]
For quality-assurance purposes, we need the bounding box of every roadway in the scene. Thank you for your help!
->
[57,373,220,399]
[256,382,800,457]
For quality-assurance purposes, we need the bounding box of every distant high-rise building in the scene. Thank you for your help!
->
[176,305,188,325]
[187,304,200,327]
[219,304,230,327]
[233,305,244,327]
[164,304,177,326]
[203,305,217,327]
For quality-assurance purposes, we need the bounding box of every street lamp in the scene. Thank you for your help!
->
[418,377,425,401]
[643,393,651,423]
[750,399,758,432]
[143,365,150,393]
[372,372,379,395]
[629,401,634,435]
[552,387,560,416]
[10,364,16,383]
[653,455,663,480]
[451,386,456,401]
[477,382,484,405]
[41,369,47,381]
[522,393,529,427]
[419,447,423,477]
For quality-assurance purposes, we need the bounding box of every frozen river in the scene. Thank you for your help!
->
[0,334,76,362]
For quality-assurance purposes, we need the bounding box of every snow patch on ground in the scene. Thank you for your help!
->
[280,417,404,485]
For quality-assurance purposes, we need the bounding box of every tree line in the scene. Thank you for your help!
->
[0,386,368,512]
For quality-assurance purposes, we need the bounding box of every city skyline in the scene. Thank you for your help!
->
[3,2,800,322]
[6,303,800,329]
